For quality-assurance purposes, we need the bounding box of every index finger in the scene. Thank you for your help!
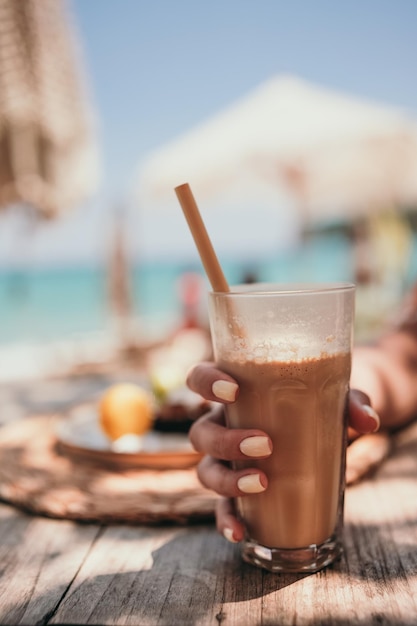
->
[187,361,239,403]
[189,403,272,461]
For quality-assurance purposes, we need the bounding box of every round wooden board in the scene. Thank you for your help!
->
[0,416,218,524]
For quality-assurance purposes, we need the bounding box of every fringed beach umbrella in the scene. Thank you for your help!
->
[0,0,98,218]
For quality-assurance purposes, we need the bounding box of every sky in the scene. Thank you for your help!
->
[1,0,417,266]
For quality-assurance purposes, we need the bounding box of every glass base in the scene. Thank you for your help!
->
[241,534,343,573]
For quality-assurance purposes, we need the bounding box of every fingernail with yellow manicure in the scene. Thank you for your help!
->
[239,436,272,457]
[237,474,266,494]
[212,380,238,402]
[223,528,238,543]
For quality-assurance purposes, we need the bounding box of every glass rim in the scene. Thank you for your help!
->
[210,281,356,297]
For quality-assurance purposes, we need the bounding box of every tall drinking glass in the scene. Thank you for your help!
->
[208,282,355,573]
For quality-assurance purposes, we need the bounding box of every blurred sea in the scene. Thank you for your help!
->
[1,232,417,381]
[0,235,355,344]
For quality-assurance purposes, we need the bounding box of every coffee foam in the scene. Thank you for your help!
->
[227,332,340,363]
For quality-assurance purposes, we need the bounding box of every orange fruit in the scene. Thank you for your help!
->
[99,383,153,440]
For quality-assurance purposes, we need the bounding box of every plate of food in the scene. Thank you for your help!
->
[55,383,207,470]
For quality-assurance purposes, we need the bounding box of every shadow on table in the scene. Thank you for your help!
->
[56,525,417,625]
[341,520,417,581]
[1,519,416,626]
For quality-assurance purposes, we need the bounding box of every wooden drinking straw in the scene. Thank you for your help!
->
[174,183,230,293]
[175,183,246,340]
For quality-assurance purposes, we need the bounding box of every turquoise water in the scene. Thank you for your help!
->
[1,232,415,345]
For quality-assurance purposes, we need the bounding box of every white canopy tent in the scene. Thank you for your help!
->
[137,75,417,227]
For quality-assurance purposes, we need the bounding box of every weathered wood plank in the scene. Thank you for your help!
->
[1,421,417,625]
[51,525,237,625]
[0,504,100,625]
[50,525,177,625]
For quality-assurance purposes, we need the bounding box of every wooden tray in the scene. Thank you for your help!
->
[0,415,218,525]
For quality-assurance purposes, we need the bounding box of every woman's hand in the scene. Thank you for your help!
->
[187,360,386,544]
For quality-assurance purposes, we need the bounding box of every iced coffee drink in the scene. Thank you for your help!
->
[208,283,355,573]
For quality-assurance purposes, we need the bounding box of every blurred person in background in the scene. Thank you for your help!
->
[176,269,207,332]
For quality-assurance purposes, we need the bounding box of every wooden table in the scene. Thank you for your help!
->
[0,419,417,625]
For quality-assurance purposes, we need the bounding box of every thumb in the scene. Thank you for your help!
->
[349,388,380,435]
